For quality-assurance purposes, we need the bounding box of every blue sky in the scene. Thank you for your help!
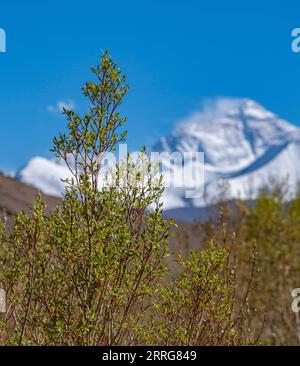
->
[0,0,300,171]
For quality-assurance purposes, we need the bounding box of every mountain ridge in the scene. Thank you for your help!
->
[14,98,300,216]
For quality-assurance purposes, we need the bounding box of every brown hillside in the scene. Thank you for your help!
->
[0,172,61,219]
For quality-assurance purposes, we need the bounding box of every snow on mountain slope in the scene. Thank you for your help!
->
[16,98,300,212]
[227,141,300,199]
[16,157,71,197]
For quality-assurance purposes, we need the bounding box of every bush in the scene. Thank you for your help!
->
[179,184,300,345]
[0,52,254,345]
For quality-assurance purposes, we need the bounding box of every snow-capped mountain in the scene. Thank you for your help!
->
[154,98,300,209]
[16,98,300,212]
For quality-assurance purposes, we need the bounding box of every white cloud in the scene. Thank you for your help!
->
[175,97,246,128]
[47,100,75,114]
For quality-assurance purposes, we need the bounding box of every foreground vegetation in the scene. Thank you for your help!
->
[0,52,298,345]
[173,185,300,345]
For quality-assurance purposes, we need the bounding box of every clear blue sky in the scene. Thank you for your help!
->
[0,0,300,171]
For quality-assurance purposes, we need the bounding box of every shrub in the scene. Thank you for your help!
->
[0,52,253,345]
[179,184,300,345]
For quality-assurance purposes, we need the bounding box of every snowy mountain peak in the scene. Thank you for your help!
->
[154,98,300,172]
[149,98,300,211]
